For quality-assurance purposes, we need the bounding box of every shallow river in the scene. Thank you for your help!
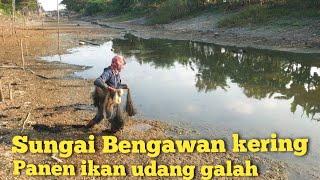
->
[42,34,320,178]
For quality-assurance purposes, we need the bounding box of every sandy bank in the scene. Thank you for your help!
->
[83,12,320,54]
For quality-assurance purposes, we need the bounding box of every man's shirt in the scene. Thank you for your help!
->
[94,66,121,89]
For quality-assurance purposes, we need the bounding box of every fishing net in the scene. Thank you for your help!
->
[125,88,137,116]
[110,105,124,132]
[92,87,105,107]
[91,86,136,133]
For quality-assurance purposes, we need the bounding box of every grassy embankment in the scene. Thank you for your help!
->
[68,0,319,28]
[217,1,320,28]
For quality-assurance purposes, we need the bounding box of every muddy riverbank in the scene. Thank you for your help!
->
[0,17,291,179]
[81,12,320,54]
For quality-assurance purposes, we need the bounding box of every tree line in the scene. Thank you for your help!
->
[0,0,38,14]
[60,0,319,24]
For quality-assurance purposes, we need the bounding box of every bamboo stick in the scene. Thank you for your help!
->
[21,112,31,133]
[0,65,21,69]
[0,81,4,102]
[9,83,13,100]
[20,39,25,70]
[42,18,45,37]
[12,0,15,22]
[24,16,26,32]
[57,0,60,55]
[1,27,4,43]
[51,154,63,163]
[25,41,29,56]
[10,23,13,36]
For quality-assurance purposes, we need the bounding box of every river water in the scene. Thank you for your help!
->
[42,34,320,178]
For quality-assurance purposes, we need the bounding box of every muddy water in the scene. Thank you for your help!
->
[42,34,320,176]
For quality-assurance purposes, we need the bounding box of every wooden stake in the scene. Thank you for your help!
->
[10,23,13,36]
[12,0,15,22]
[9,83,13,100]
[57,0,60,57]
[1,27,4,43]
[0,65,20,69]
[42,18,45,37]
[25,41,29,56]
[51,154,63,163]
[24,16,26,29]
[20,39,25,70]
[21,112,31,133]
[0,81,4,102]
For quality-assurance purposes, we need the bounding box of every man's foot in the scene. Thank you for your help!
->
[101,129,113,134]
[85,120,96,129]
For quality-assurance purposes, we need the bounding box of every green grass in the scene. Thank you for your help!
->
[108,10,148,22]
[147,0,190,24]
[147,9,206,25]
[0,3,12,15]
[218,3,320,28]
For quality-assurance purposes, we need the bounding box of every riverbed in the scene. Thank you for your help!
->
[42,33,320,179]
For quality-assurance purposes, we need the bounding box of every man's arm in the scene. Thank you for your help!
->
[94,78,108,90]
[94,70,115,92]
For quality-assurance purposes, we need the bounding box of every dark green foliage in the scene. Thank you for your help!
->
[0,0,38,12]
[0,2,12,14]
[17,0,38,11]
[218,0,320,27]
[149,0,211,24]
[59,0,319,25]
[84,0,107,15]
[61,0,88,13]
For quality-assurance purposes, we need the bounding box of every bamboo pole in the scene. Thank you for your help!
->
[10,23,13,36]
[0,81,4,102]
[1,27,4,43]
[23,16,26,36]
[42,18,45,37]
[12,0,15,22]
[25,41,29,56]
[25,17,29,37]
[9,83,13,100]
[21,112,31,133]
[57,0,60,55]
[20,39,25,70]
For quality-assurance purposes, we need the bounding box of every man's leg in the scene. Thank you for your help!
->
[86,88,108,128]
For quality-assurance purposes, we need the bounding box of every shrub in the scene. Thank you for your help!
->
[218,0,320,28]
[149,0,191,24]
[84,0,107,15]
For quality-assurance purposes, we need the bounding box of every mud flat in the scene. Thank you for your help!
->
[84,12,320,54]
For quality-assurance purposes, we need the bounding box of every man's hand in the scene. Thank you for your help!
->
[121,84,129,89]
[106,86,117,93]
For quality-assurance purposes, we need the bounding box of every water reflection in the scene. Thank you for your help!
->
[41,34,320,174]
[112,34,320,121]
